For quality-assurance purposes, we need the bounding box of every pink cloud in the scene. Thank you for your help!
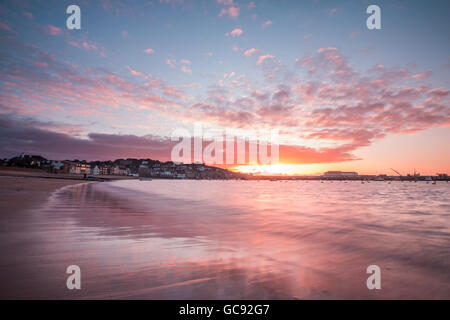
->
[262,20,272,29]
[67,41,80,48]
[163,85,185,99]
[226,28,243,37]
[2,40,449,167]
[165,59,191,73]
[126,66,150,79]
[0,22,17,34]
[244,48,260,57]
[412,71,432,80]
[328,8,341,16]
[82,42,97,50]
[181,65,192,73]
[67,40,106,57]
[143,48,155,54]
[219,6,240,19]
[166,59,176,68]
[256,54,274,65]
[247,2,255,10]
[44,25,62,36]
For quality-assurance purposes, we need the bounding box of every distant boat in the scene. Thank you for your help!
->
[432,181,437,185]
[374,177,384,181]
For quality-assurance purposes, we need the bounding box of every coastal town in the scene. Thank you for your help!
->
[0,153,244,180]
[0,153,448,182]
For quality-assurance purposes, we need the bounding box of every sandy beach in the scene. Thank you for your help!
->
[0,175,87,217]
[0,170,449,299]
[0,167,138,216]
[0,173,90,299]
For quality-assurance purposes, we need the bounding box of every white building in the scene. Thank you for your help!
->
[323,171,358,178]
[91,165,100,175]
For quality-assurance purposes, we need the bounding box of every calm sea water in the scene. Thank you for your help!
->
[3,180,450,299]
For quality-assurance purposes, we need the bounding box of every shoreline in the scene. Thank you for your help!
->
[0,168,138,216]
[0,175,91,217]
[0,175,93,299]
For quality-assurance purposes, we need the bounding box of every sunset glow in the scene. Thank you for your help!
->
[0,0,449,303]
[0,0,448,175]
[232,164,317,175]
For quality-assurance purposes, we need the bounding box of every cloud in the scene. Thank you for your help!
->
[262,20,272,29]
[126,66,151,79]
[82,42,98,50]
[296,47,354,82]
[165,58,191,73]
[0,114,176,161]
[1,37,449,167]
[166,59,177,68]
[0,22,17,34]
[226,28,243,37]
[412,71,432,80]
[181,65,192,73]
[143,48,155,54]
[0,113,360,165]
[247,2,255,10]
[328,8,341,16]
[0,38,180,124]
[44,25,62,36]
[163,85,185,99]
[67,40,106,57]
[244,48,260,57]
[256,54,274,65]
[219,6,240,19]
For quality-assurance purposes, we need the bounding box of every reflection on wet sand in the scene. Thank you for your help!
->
[1,180,449,299]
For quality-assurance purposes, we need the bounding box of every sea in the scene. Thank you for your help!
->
[2,179,450,299]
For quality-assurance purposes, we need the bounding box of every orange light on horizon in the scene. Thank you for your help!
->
[231,164,322,176]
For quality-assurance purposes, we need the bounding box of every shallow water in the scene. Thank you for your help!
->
[1,180,449,299]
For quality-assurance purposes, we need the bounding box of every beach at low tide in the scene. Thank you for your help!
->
[0,178,449,299]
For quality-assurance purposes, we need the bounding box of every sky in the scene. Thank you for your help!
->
[0,0,449,175]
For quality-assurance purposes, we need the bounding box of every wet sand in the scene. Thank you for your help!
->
[0,175,89,299]
[0,176,87,216]
[0,177,449,299]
